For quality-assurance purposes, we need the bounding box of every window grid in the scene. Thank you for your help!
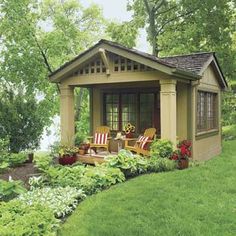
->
[74,55,154,75]
[75,58,106,76]
[104,92,158,133]
[197,91,218,133]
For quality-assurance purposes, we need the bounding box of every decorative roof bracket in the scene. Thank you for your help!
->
[99,48,110,75]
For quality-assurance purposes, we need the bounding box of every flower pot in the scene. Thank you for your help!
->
[79,144,90,154]
[79,149,86,155]
[84,144,90,154]
[178,159,189,170]
[26,153,34,163]
[59,154,76,165]
[126,133,133,138]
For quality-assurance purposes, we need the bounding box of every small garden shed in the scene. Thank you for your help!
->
[49,39,227,160]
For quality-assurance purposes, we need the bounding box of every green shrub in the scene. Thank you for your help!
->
[105,149,149,176]
[49,141,61,157]
[0,180,26,202]
[150,139,174,158]
[43,165,125,195]
[0,138,27,171]
[0,138,10,173]
[0,200,59,236]
[74,132,85,146]
[222,125,236,141]
[0,162,9,173]
[19,187,86,218]
[0,137,9,157]
[148,158,177,172]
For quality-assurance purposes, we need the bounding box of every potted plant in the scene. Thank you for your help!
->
[124,123,135,138]
[58,145,79,165]
[78,143,90,155]
[171,140,191,169]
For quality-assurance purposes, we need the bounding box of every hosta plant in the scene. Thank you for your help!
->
[33,155,53,171]
[105,149,149,176]
[28,175,47,190]
[18,186,86,218]
[43,165,86,187]
[7,153,28,167]
[0,200,59,236]
[80,165,125,194]
[0,180,26,202]
[42,164,125,195]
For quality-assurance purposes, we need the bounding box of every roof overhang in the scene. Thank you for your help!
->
[49,40,200,83]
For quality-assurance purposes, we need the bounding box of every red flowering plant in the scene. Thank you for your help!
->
[171,140,192,161]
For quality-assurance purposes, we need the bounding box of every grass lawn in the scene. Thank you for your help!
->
[59,140,236,236]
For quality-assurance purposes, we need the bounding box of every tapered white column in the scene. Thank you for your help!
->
[60,85,75,145]
[160,79,177,146]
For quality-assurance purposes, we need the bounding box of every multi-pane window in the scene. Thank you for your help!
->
[104,92,159,133]
[197,91,218,133]
[105,94,119,131]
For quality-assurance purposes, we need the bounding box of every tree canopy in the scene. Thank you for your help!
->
[0,0,106,151]
[0,90,45,152]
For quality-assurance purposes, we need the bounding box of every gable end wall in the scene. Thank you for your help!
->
[192,65,222,161]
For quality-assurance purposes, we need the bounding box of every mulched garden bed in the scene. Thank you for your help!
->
[0,163,40,188]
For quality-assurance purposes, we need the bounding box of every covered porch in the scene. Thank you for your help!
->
[60,79,190,152]
[50,39,196,154]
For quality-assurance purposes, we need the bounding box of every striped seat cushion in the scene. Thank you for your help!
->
[137,136,150,150]
[94,133,108,145]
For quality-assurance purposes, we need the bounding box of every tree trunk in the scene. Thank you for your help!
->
[143,0,159,56]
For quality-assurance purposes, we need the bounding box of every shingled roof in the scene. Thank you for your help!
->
[159,52,214,75]
[100,40,213,75]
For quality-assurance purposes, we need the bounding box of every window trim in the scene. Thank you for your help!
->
[195,88,219,137]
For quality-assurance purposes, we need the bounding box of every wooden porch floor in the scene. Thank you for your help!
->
[76,155,105,165]
[76,151,116,165]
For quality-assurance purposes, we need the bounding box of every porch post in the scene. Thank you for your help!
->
[160,79,177,146]
[60,85,75,145]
